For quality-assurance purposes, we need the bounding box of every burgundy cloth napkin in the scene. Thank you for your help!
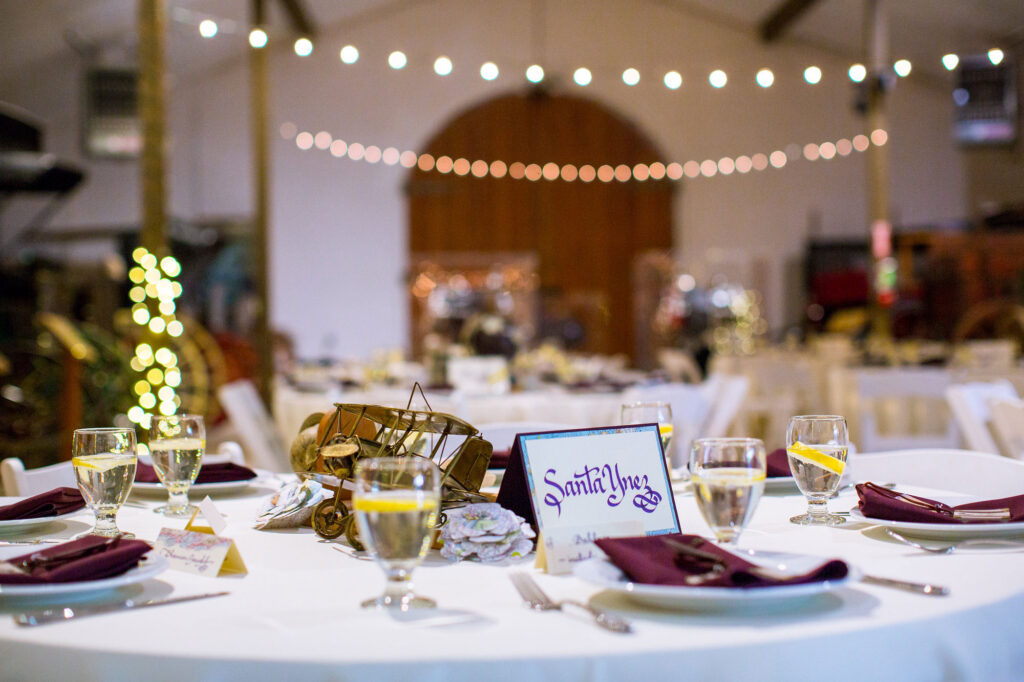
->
[135,461,257,484]
[766,448,791,478]
[856,482,1024,524]
[594,534,848,588]
[488,449,511,470]
[0,487,85,520]
[0,535,153,585]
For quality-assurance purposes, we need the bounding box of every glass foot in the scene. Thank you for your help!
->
[153,503,198,518]
[361,593,436,610]
[790,513,845,527]
[73,529,135,539]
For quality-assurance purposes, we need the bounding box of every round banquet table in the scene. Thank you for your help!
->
[1,479,1023,681]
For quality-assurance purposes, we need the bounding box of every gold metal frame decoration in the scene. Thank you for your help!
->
[295,385,493,546]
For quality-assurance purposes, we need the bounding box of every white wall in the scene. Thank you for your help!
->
[1,0,966,359]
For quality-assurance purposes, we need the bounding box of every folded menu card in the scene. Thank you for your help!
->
[136,461,257,485]
[0,487,85,520]
[0,535,152,584]
[765,449,791,478]
[856,482,1024,524]
[595,534,849,588]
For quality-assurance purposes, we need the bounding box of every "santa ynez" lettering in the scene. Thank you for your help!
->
[543,463,660,516]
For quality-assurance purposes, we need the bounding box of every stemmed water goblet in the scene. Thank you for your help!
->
[689,437,767,545]
[353,456,441,610]
[72,427,138,538]
[621,401,675,471]
[148,414,205,517]
[787,415,849,526]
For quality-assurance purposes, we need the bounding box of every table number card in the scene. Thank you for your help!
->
[496,424,680,575]
[154,497,248,576]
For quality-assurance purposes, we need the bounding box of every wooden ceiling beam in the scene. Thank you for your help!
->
[760,0,822,42]
[278,0,316,37]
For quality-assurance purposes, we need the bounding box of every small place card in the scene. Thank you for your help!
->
[497,424,680,575]
[153,497,247,576]
[541,521,643,574]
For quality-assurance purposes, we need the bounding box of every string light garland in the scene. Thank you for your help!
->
[168,8,1007,91]
[283,123,888,183]
[126,246,185,429]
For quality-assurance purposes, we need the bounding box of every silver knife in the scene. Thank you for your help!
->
[862,575,949,596]
[13,591,230,626]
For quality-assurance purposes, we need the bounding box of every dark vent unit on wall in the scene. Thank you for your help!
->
[954,55,1017,146]
[82,68,140,159]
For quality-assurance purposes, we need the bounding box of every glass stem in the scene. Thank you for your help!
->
[93,507,119,535]
[384,575,414,603]
[168,490,189,511]
[807,498,829,517]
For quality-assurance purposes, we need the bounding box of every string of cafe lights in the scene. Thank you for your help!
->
[125,247,186,427]
[172,8,1008,91]
[281,122,889,182]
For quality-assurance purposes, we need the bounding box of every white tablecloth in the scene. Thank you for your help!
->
[1,479,1023,681]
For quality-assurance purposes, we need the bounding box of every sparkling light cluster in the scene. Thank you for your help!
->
[283,124,888,183]
[126,246,184,425]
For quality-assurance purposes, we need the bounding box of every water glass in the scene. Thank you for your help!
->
[72,427,138,538]
[689,438,766,544]
[787,415,849,526]
[353,457,441,610]
[148,414,205,517]
[621,401,674,468]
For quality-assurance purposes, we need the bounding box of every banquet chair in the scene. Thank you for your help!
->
[989,398,1024,460]
[945,380,1018,454]
[854,367,957,453]
[854,448,1024,497]
[1,458,74,497]
[622,382,710,467]
[477,422,575,452]
[218,380,290,472]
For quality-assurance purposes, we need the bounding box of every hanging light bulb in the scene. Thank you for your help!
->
[248,28,268,49]
[294,37,313,57]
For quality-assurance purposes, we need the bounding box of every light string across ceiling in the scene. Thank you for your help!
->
[170,7,1009,91]
[280,123,889,182]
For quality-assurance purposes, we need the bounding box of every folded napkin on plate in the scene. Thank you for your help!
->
[594,534,848,588]
[488,449,511,470]
[135,461,257,484]
[856,482,1024,524]
[0,535,153,585]
[766,448,791,478]
[0,487,85,520]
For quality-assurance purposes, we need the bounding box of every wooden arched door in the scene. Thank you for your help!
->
[407,91,674,360]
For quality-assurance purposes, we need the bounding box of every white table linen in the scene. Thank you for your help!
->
[1,480,1023,681]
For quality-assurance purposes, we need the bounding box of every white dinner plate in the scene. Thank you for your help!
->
[574,551,857,611]
[131,479,255,496]
[848,508,1024,539]
[0,498,86,535]
[0,553,168,597]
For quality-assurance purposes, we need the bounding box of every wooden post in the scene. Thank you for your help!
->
[137,0,167,258]
[864,0,893,336]
[250,1,274,406]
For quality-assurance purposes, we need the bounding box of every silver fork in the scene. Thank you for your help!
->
[885,528,1024,555]
[509,572,631,634]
